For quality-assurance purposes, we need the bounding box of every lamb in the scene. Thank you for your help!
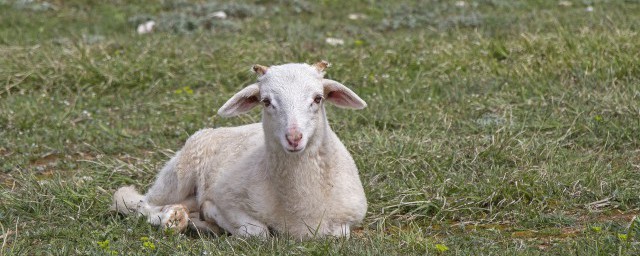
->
[111,61,368,239]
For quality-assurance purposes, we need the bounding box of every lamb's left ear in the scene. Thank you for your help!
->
[218,83,261,117]
[323,79,367,109]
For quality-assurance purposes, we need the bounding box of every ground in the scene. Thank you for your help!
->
[1,0,640,254]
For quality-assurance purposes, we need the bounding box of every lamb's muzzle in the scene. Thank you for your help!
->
[285,127,303,149]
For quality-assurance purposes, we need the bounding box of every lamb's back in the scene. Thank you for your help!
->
[174,123,264,198]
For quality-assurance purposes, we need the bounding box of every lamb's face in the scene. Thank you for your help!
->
[258,64,326,153]
[217,61,367,154]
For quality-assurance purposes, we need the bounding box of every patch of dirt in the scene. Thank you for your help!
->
[593,210,639,223]
[30,152,62,167]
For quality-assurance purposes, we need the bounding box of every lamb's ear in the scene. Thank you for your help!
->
[217,83,261,117]
[322,79,367,109]
[252,64,268,76]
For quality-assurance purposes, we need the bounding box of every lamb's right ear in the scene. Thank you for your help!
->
[217,83,260,117]
[323,79,367,109]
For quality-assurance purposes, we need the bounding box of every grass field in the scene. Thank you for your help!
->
[1,0,640,254]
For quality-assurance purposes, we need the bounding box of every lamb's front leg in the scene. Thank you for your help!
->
[200,200,269,238]
[112,186,190,232]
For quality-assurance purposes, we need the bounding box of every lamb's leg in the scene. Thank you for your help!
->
[150,204,190,232]
[112,155,197,232]
[200,200,269,238]
[187,211,224,235]
[111,185,146,215]
[144,156,196,207]
[111,186,189,232]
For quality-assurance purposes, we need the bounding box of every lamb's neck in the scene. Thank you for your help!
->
[265,125,335,198]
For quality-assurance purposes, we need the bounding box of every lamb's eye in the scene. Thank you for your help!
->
[262,98,271,107]
[313,95,323,104]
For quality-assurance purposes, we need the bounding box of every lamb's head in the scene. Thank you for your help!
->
[217,61,367,153]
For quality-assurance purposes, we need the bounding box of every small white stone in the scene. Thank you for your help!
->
[558,1,572,7]
[348,13,366,20]
[211,11,227,19]
[325,37,344,46]
[137,21,156,34]
[585,6,594,12]
[455,1,466,7]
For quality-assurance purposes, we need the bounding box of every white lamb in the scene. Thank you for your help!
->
[111,61,368,239]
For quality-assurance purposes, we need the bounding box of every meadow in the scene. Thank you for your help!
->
[1,0,640,254]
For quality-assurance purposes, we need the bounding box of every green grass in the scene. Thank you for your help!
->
[2,0,640,254]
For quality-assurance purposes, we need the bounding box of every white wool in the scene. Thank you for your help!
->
[112,62,367,239]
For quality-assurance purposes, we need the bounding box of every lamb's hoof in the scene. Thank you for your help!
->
[188,212,223,235]
[161,204,189,233]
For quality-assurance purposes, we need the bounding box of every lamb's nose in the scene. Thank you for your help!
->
[286,130,303,147]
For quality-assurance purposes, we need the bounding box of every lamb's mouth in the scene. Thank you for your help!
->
[286,147,303,153]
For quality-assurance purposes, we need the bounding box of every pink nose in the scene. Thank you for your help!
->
[286,129,303,147]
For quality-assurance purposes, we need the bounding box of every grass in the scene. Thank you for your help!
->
[1,0,640,254]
